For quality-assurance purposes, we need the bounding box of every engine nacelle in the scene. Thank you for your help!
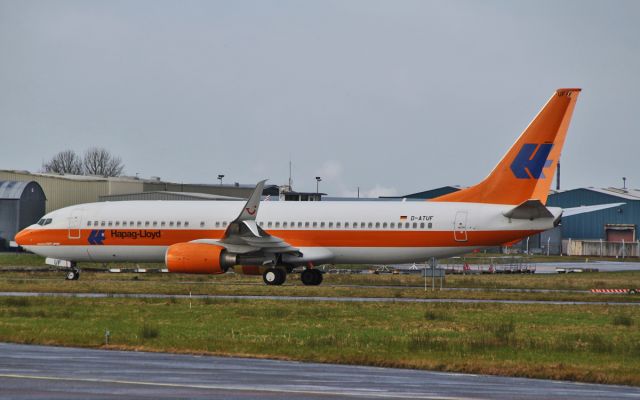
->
[165,243,236,274]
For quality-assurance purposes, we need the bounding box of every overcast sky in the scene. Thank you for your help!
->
[1,0,639,197]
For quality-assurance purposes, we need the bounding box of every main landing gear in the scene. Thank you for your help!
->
[301,268,323,286]
[65,267,80,281]
[263,268,287,286]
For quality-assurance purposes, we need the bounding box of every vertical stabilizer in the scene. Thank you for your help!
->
[431,88,581,205]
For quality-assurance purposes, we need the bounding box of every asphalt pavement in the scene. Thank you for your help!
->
[1,343,639,400]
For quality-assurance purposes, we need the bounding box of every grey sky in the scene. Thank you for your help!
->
[1,0,639,197]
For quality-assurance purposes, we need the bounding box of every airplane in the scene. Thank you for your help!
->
[15,88,615,285]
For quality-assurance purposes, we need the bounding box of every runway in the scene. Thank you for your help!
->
[1,291,639,306]
[1,343,639,400]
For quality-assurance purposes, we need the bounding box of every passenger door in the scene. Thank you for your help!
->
[68,209,82,240]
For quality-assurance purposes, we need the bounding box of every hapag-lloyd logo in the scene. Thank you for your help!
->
[510,143,554,179]
[110,230,161,240]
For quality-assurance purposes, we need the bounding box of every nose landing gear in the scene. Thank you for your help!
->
[65,267,80,281]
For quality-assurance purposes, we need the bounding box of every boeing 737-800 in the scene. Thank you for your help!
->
[16,89,600,285]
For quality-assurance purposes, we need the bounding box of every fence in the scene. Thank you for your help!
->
[563,239,640,258]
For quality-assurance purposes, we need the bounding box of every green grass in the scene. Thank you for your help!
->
[0,296,638,386]
[0,269,639,303]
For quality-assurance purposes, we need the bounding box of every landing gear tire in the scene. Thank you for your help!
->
[66,268,80,281]
[263,268,286,285]
[301,269,323,286]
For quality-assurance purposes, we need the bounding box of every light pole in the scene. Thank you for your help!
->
[217,174,225,185]
[315,176,322,199]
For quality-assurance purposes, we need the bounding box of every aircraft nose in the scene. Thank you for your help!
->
[14,228,32,246]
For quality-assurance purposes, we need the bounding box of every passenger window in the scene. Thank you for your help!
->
[313,222,318,228]
[283,222,288,228]
[200,221,205,227]
[145,221,150,227]
[177,221,181,227]
[344,222,349,228]
[397,223,402,229]
[320,222,325,228]
[122,221,127,227]
[360,222,365,228]
[161,221,166,227]
[268,222,272,228]
[290,222,294,227]
[390,222,395,228]
[420,222,425,228]
[405,222,410,228]
[137,221,141,227]
[275,222,280,228]
[298,222,302,228]
[185,221,189,227]
[108,221,113,227]
[87,221,92,227]
[222,221,227,227]
[375,222,380,228]
[428,222,433,229]
[305,222,310,228]
[215,221,219,228]
[412,222,417,228]
[95,221,99,226]
[336,222,341,228]
[115,221,120,226]
[383,222,387,228]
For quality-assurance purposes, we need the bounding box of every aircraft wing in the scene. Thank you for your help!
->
[199,180,301,255]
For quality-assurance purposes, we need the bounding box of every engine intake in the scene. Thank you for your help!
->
[165,243,236,274]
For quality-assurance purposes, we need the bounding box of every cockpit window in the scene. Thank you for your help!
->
[37,219,45,225]
[43,218,52,226]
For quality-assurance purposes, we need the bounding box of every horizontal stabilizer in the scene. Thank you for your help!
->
[503,199,554,220]
[562,203,625,217]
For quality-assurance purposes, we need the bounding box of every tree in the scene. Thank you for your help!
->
[82,147,125,177]
[41,150,83,175]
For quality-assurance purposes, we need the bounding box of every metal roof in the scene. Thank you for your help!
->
[553,187,640,201]
[0,180,30,199]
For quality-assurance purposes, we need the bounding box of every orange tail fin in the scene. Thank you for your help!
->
[431,88,581,205]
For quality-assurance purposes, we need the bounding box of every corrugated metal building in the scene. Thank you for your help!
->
[547,188,639,241]
[0,181,46,249]
[0,170,141,212]
[0,170,271,212]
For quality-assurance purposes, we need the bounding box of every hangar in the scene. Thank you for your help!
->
[0,181,46,249]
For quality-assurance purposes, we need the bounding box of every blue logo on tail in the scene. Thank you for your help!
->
[88,230,105,245]
[510,143,553,179]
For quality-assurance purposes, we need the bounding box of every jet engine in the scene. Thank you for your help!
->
[165,243,236,274]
